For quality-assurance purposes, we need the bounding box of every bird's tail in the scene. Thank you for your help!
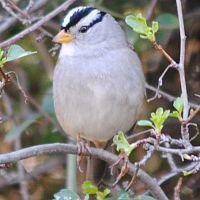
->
[86,141,117,186]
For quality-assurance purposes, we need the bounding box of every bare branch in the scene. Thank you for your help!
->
[0,143,168,200]
[147,64,176,102]
[145,83,199,108]
[176,0,189,120]
[174,177,183,200]
[0,0,77,48]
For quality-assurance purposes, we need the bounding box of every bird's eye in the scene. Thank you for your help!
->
[79,26,89,33]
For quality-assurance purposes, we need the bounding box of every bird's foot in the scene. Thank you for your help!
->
[110,149,129,186]
[77,135,91,172]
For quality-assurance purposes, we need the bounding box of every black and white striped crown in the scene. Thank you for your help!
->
[61,7,106,31]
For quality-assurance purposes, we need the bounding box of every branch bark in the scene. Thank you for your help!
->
[176,0,189,120]
[0,0,77,48]
[0,143,168,200]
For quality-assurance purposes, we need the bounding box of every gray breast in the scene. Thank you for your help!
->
[53,47,145,142]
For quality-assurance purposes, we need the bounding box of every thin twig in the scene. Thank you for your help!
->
[147,64,176,102]
[153,41,177,65]
[145,83,199,108]
[0,0,49,34]
[164,142,177,171]
[183,106,200,124]
[0,0,77,48]
[174,177,183,200]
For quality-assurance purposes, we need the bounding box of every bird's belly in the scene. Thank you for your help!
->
[53,70,142,142]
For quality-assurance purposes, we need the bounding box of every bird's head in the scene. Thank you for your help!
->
[53,6,126,48]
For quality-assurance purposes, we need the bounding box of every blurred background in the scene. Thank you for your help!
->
[0,0,200,199]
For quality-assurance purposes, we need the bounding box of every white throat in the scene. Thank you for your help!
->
[59,43,77,57]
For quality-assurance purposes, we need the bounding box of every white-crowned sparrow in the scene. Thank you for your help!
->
[53,6,145,182]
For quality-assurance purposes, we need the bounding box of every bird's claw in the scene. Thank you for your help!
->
[110,150,129,186]
[77,136,91,172]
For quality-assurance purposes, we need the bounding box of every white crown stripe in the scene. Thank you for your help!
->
[62,7,101,28]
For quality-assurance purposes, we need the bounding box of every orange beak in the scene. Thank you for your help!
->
[52,29,74,43]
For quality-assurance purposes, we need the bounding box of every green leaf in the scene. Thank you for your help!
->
[156,13,179,30]
[183,171,192,176]
[152,21,159,33]
[5,114,40,142]
[82,180,98,195]
[82,181,110,200]
[5,44,37,63]
[113,131,133,156]
[169,111,180,118]
[125,15,148,35]
[96,189,110,200]
[102,189,110,198]
[137,120,154,128]
[173,96,183,115]
[0,49,6,66]
[133,195,156,200]
[0,49,4,60]
[149,108,170,134]
[53,189,81,200]
[125,13,159,42]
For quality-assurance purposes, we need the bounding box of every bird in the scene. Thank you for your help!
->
[53,6,145,183]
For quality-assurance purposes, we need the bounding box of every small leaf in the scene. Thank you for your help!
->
[5,44,37,63]
[5,114,40,142]
[150,108,170,134]
[170,111,180,119]
[102,189,110,198]
[152,21,159,33]
[183,170,192,176]
[125,15,148,35]
[156,107,164,116]
[113,131,133,156]
[96,188,110,200]
[125,13,159,42]
[53,189,80,200]
[137,120,154,128]
[173,96,183,114]
[0,49,6,65]
[183,154,192,160]
[0,49,4,59]
[133,195,156,200]
[82,180,98,195]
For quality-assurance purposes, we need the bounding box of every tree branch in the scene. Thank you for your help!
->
[0,0,77,48]
[176,0,189,120]
[0,143,168,200]
[0,0,49,34]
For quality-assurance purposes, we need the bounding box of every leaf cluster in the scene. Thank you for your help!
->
[138,96,184,134]
[125,13,159,42]
[113,131,134,156]
[138,107,170,135]
[53,182,156,200]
